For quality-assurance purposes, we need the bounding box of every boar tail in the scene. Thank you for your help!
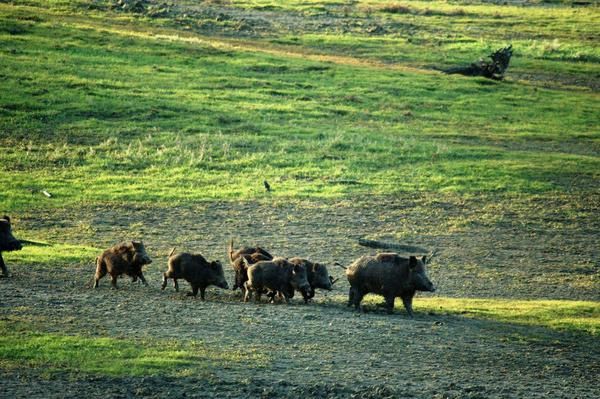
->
[168,247,176,258]
[228,239,234,263]
[333,262,347,270]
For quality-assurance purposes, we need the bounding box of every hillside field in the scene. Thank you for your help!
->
[0,1,599,398]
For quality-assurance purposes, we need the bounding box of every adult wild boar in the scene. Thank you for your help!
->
[162,251,229,300]
[244,257,310,304]
[345,252,435,317]
[289,257,333,303]
[228,239,273,292]
[93,241,152,289]
[231,252,272,292]
[228,239,272,263]
[0,216,22,277]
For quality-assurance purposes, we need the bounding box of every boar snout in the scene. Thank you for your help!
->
[218,279,229,290]
[424,279,436,292]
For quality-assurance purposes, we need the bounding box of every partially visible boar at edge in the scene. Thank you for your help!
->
[0,216,22,277]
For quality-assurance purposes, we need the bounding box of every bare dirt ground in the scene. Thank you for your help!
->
[1,193,599,398]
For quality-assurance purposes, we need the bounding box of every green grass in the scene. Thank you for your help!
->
[359,295,599,336]
[0,321,267,377]
[1,1,598,211]
[420,297,600,336]
[4,242,98,267]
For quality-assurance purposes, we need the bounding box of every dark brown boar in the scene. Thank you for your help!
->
[228,239,273,292]
[345,252,435,317]
[288,257,333,303]
[162,252,229,300]
[244,257,310,304]
[231,252,272,292]
[93,241,152,289]
[0,216,22,277]
[228,239,273,263]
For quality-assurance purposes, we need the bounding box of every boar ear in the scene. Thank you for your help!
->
[2,215,10,222]
[421,255,427,264]
[409,256,417,269]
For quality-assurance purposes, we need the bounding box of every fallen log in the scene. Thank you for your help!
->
[444,45,513,81]
[357,238,430,255]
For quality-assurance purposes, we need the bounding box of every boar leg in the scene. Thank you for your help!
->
[137,272,148,286]
[243,285,252,302]
[233,271,242,291]
[384,295,396,314]
[281,291,291,304]
[187,285,199,297]
[94,269,107,288]
[347,287,355,307]
[302,287,314,304]
[110,274,118,289]
[173,278,179,291]
[94,258,108,288]
[348,287,364,310]
[161,273,168,290]
[0,253,9,277]
[353,290,365,311]
[401,295,414,318]
[199,286,207,301]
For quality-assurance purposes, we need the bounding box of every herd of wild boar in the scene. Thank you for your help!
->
[1,216,436,317]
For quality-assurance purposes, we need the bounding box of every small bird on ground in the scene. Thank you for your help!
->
[263,180,271,192]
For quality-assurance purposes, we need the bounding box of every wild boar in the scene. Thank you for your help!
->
[244,257,310,304]
[0,216,22,277]
[345,252,435,317]
[231,252,272,292]
[162,252,229,300]
[93,241,152,289]
[288,257,333,303]
[228,239,272,263]
[228,239,273,292]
